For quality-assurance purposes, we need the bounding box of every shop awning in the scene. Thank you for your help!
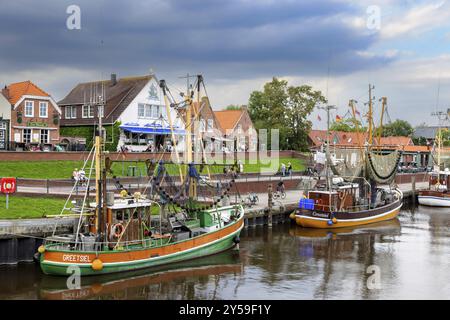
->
[120,123,185,135]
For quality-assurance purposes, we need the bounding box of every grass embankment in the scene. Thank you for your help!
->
[0,195,164,219]
[0,157,305,179]
[0,196,67,219]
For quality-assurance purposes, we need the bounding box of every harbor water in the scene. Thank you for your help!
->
[0,204,448,300]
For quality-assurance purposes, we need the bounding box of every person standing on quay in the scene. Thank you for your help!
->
[281,163,286,176]
[288,162,292,176]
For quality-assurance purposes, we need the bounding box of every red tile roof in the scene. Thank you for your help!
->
[2,80,50,105]
[308,130,413,148]
[214,110,244,131]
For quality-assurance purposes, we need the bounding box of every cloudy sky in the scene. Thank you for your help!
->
[1,0,450,128]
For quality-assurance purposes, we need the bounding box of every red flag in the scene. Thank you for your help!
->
[355,109,361,116]
[317,115,322,121]
[336,115,342,122]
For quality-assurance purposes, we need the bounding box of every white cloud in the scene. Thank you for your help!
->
[0,67,106,101]
[380,1,450,39]
[202,54,450,130]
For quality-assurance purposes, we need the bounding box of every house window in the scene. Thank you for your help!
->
[65,106,77,119]
[23,129,31,143]
[138,103,145,118]
[152,105,159,118]
[207,119,213,132]
[40,129,49,144]
[39,102,48,118]
[237,124,242,134]
[145,104,152,118]
[82,105,94,118]
[25,101,34,117]
[138,104,164,118]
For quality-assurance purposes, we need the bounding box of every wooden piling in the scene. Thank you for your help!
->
[268,184,273,227]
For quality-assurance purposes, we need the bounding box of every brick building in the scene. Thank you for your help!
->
[1,81,61,151]
[214,107,257,151]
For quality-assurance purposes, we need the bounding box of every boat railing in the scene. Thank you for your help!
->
[43,236,167,252]
[312,203,372,213]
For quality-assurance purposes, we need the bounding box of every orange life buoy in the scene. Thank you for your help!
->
[111,223,124,239]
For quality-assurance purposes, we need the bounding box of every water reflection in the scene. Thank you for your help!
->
[39,250,243,300]
[0,206,448,299]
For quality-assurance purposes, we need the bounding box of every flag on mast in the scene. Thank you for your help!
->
[336,115,342,122]
[317,114,322,121]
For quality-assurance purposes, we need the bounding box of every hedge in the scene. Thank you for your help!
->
[60,122,121,151]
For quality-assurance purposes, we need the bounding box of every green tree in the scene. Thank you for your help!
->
[248,77,326,151]
[379,119,413,137]
[330,118,365,132]
[225,105,241,110]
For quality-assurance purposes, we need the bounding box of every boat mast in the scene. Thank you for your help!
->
[431,110,449,181]
[377,97,387,146]
[318,104,336,191]
[368,84,375,145]
[94,89,104,235]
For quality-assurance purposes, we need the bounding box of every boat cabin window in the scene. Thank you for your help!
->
[115,210,124,221]
[115,209,130,221]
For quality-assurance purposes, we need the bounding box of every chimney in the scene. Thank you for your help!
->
[110,73,117,86]
[2,85,9,100]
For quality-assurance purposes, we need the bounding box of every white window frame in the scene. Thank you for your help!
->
[40,129,49,144]
[23,128,31,143]
[65,106,77,119]
[144,104,152,118]
[65,106,71,119]
[152,105,159,118]
[25,101,34,117]
[82,105,94,119]
[39,102,48,118]
[138,103,145,118]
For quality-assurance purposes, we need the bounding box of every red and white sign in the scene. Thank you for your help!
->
[1,178,16,194]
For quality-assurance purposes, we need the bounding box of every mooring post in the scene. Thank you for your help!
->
[46,179,49,194]
[411,175,416,204]
[268,184,273,227]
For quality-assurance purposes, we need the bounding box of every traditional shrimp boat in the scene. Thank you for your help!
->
[295,89,403,228]
[37,75,244,276]
[39,250,242,300]
[418,125,450,207]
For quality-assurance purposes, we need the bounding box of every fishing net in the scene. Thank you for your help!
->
[151,161,240,215]
[327,147,365,181]
[367,150,401,184]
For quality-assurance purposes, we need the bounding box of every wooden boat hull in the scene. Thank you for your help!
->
[418,190,450,207]
[40,214,244,276]
[295,199,402,229]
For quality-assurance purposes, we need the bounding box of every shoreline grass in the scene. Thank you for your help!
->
[0,196,67,219]
[0,157,305,179]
